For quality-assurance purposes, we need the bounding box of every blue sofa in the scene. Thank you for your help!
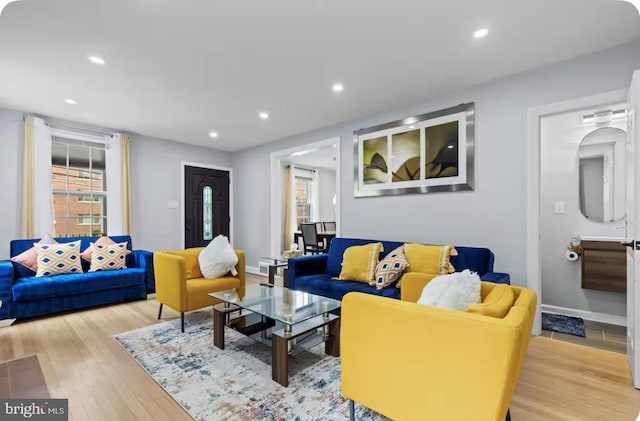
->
[0,235,154,322]
[286,237,510,302]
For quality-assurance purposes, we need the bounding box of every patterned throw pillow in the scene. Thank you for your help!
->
[81,235,117,261]
[372,246,409,289]
[35,241,82,277]
[11,233,58,272]
[89,242,129,272]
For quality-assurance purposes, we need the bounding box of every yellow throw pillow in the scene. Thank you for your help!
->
[404,243,457,275]
[338,242,383,283]
[466,284,514,318]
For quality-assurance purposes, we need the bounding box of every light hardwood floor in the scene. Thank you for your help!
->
[1,276,639,420]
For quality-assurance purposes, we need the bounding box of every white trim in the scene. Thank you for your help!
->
[180,161,234,249]
[245,265,263,276]
[146,293,156,300]
[50,127,106,144]
[541,304,627,327]
[527,89,628,335]
[0,318,15,328]
[270,137,341,259]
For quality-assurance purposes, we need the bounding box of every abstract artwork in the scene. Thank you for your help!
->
[354,103,474,197]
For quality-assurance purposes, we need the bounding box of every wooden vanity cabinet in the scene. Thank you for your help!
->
[580,240,626,293]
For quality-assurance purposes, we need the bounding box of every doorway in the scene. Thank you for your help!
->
[527,89,628,336]
[182,164,232,248]
[270,137,341,258]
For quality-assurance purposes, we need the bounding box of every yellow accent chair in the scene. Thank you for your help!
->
[153,248,245,332]
[341,279,536,421]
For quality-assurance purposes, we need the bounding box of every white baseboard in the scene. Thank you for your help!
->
[146,293,156,300]
[541,304,626,327]
[246,265,262,276]
[0,318,15,328]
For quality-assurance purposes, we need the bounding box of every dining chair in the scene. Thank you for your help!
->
[315,222,324,232]
[323,221,336,231]
[301,223,326,254]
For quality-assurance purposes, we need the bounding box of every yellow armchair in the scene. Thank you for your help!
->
[153,248,245,332]
[341,281,536,421]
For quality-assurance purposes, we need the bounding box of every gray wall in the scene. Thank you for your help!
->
[0,108,232,257]
[318,168,336,222]
[129,134,232,251]
[0,109,23,259]
[232,39,640,287]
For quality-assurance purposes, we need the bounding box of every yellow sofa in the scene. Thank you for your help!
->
[153,248,245,332]
[341,279,536,421]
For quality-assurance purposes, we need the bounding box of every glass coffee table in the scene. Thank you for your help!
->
[209,283,341,387]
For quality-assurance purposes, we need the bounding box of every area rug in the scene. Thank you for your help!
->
[541,312,586,337]
[113,311,386,420]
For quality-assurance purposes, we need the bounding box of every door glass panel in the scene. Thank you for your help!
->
[203,186,213,240]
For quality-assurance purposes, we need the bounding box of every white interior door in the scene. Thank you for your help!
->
[626,69,640,389]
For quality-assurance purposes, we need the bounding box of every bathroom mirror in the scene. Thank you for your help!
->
[578,127,627,223]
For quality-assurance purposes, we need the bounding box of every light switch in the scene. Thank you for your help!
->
[554,201,565,214]
[168,200,179,209]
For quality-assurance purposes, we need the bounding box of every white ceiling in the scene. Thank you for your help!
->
[0,0,638,152]
[284,144,337,170]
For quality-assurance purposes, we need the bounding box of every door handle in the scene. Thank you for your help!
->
[185,218,192,231]
[622,240,637,249]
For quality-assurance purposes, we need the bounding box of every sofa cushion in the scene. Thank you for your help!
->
[373,245,409,289]
[450,246,495,276]
[10,233,57,272]
[404,243,457,275]
[12,268,146,301]
[466,283,514,318]
[89,242,129,272]
[326,238,403,278]
[35,241,83,277]
[338,242,383,283]
[295,274,400,301]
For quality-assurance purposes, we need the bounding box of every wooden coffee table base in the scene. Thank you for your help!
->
[212,305,340,387]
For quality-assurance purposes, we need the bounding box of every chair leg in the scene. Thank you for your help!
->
[349,399,355,421]
[505,408,511,421]
[181,312,185,333]
[157,303,163,320]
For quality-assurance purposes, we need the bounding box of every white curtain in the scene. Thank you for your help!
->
[27,116,54,237]
[104,133,130,235]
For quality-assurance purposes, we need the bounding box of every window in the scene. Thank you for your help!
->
[203,186,213,241]
[295,176,312,228]
[52,140,107,237]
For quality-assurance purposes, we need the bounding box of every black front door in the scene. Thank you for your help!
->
[184,166,230,248]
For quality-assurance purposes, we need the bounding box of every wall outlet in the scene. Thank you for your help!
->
[554,201,565,214]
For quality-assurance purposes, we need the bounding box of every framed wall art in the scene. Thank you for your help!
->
[353,102,475,197]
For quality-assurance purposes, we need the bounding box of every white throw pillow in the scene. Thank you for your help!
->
[198,235,239,278]
[417,269,481,311]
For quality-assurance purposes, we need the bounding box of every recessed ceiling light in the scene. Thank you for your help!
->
[64,98,77,105]
[473,28,489,39]
[409,125,415,129]
[88,55,105,65]
[332,83,344,93]
[259,112,269,120]
[209,131,218,139]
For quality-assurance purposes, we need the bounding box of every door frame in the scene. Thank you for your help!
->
[527,88,627,335]
[180,161,234,249]
[270,137,341,258]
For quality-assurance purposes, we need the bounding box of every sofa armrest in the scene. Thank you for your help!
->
[481,272,511,285]
[0,261,13,319]
[286,254,328,289]
[234,250,246,299]
[131,250,155,293]
[341,292,533,421]
[153,252,188,311]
